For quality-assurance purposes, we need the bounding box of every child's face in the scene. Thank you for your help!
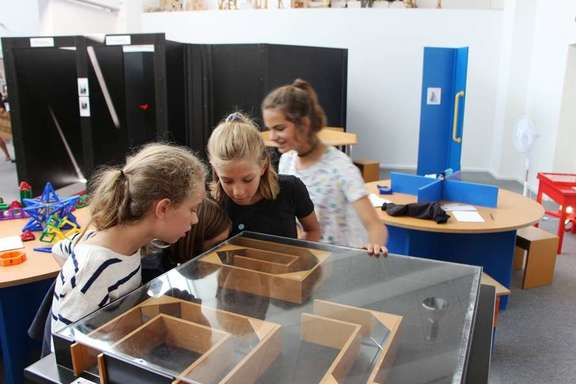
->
[160,191,205,244]
[263,108,304,154]
[214,160,264,206]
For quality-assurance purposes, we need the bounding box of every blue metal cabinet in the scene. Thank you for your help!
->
[417,47,469,176]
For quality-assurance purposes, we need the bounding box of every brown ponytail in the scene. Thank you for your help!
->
[88,143,206,232]
[261,78,327,134]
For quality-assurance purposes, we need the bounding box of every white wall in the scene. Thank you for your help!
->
[490,0,537,181]
[40,0,122,35]
[523,0,576,187]
[142,9,504,172]
[555,45,576,173]
[0,0,41,89]
[0,1,41,39]
[489,0,576,191]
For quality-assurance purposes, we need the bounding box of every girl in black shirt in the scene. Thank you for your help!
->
[207,112,321,241]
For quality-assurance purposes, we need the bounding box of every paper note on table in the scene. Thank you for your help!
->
[0,236,24,252]
[452,211,485,223]
[369,193,390,207]
[441,203,477,212]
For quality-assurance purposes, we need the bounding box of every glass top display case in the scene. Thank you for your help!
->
[53,232,482,384]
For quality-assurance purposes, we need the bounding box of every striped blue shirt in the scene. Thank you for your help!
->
[50,234,142,335]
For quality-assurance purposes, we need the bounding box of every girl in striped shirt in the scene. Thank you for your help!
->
[50,143,206,336]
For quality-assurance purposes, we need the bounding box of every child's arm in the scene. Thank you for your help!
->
[298,211,321,242]
[352,196,389,257]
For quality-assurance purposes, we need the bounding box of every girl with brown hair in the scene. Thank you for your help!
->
[262,79,388,255]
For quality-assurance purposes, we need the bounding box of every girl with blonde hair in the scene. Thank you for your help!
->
[50,143,206,335]
[207,112,320,240]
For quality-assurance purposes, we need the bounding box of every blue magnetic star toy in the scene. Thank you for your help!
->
[22,182,80,232]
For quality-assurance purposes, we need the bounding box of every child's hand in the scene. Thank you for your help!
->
[362,244,389,257]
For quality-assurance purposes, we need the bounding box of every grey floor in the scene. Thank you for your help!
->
[383,169,576,384]
[1,162,574,383]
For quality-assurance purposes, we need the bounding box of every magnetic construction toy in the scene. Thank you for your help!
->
[21,182,80,239]
[0,198,29,221]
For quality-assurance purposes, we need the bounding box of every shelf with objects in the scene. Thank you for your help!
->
[27,232,485,384]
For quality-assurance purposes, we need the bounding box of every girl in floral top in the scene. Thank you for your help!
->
[262,79,388,255]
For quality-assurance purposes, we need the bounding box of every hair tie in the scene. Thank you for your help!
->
[225,112,243,123]
[119,169,125,178]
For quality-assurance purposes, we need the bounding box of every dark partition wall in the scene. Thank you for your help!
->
[210,44,266,122]
[124,51,157,147]
[184,43,348,159]
[3,34,176,192]
[86,45,129,169]
[2,37,84,195]
[267,44,348,129]
[165,41,188,146]
[3,36,347,193]
[82,34,172,173]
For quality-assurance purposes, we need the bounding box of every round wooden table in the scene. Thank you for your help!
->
[262,129,357,154]
[367,180,544,309]
[367,180,544,233]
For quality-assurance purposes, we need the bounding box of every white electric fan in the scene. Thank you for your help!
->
[513,116,538,197]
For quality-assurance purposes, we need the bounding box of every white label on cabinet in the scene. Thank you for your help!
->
[106,35,131,46]
[78,78,89,97]
[427,87,442,105]
[79,96,90,117]
[123,44,155,53]
[29,37,54,47]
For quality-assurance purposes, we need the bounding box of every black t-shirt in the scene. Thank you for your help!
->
[223,175,314,239]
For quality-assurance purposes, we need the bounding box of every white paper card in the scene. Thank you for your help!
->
[0,236,24,252]
[369,193,390,207]
[30,37,54,47]
[79,96,90,117]
[427,87,441,105]
[452,211,485,223]
[106,35,131,46]
[78,78,89,97]
[441,203,477,212]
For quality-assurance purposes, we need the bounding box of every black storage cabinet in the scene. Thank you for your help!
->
[3,37,347,193]
[2,33,178,194]
[2,36,86,194]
